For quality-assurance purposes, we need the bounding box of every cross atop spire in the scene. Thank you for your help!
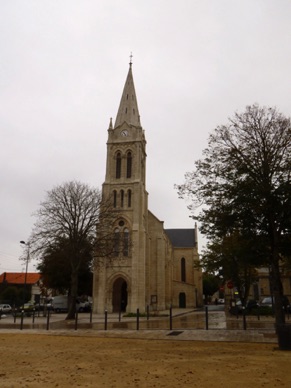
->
[129,52,133,67]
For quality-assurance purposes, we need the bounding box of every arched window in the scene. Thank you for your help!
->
[116,152,121,179]
[113,190,117,208]
[127,189,131,207]
[120,190,124,207]
[123,228,129,256]
[114,228,120,256]
[181,258,186,282]
[126,152,132,178]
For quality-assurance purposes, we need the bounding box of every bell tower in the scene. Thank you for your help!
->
[94,61,149,313]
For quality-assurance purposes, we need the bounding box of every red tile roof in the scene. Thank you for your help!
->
[0,272,41,285]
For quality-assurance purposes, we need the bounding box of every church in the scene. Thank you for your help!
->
[92,61,202,313]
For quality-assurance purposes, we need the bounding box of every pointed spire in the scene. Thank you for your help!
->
[114,60,141,128]
[108,117,113,130]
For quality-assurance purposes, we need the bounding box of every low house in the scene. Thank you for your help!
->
[0,272,42,304]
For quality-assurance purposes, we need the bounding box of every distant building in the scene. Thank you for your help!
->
[0,272,42,303]
[93,62,203,313]
[250,267,291,301]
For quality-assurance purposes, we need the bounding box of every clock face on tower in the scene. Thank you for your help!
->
[121,130,128,137]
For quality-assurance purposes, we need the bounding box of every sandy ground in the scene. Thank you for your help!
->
[0,333,290,387]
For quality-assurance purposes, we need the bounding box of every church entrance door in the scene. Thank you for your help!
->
[179,292,186,308]
[112,278,128,312]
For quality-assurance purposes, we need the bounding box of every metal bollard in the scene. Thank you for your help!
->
[136,308,140,331]
[169,305,173,330]
[20,310,24,330]
[205,306,209,330]
[242,308,247,330]
[104,310,108,330]
[75,309,78,330]
[147,305,149,321]
[257,306,260,321]
[46,309,50,330]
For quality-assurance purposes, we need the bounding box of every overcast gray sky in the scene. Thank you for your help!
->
[1,0,291,273]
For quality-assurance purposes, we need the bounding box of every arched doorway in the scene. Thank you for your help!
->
[112,278,128,312]
[179,292,186,308]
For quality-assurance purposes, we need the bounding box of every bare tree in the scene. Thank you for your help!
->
[29,181,117,319]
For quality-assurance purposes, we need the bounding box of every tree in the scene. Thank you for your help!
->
[177,104,291,326]
[201,232,263,305]
[36,237,93,296]
[203,273,220,303]
[29,181,117,319]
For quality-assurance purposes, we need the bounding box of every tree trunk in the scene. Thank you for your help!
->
[270,258,285,327]
[66,268,78,320]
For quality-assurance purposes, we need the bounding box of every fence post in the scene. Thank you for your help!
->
[32,309,35,324]
[20,310,24,330]
[46,309,50,330]
[90,308,93,323]
[205,306,209,330]
[136,308,140,331]
[104,310,108,331]
[75,309,78,330]
[242,308,247,330]
[257,306,260,321]
[169,305,173,330]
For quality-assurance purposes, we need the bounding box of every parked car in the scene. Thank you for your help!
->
[261,296,290,312]
[52,295,68,313]
[260,297,273,308]
[246,299,260,311]
[23,302,35,313]
[229,299,259,315]
[34,301,53,311]
[0,304,12,314]
[77,300,91,313]
[217,298,225,304]
[52,295,92,313]
[229,300,243,315]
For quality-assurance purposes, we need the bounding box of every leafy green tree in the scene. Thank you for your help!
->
[29,181,116,319]
[0,286,21,306]
[203,273,220,303]
[177,104,291,326]
[201,232,263,305]
[37,237,93,296]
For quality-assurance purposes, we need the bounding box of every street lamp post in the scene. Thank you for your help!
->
[20,241,30,310]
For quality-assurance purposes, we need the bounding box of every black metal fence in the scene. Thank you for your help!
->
[1,305,289,332]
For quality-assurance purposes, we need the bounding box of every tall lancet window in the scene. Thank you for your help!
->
[116,152,121,179]
[120,190,124,207]
[127,189,131,207]
[123,228,129,256]
[114,228,120,257]
[113,190,117,208]
[181,258,186,282]
[126,151,132,178]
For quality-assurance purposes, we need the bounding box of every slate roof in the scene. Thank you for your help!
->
[165,229,196,248]
[0,272,41,285]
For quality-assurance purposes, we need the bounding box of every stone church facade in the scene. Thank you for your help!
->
[92,63,202,313]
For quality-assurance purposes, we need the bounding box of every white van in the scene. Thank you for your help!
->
[52,296,91,313]
[52,295,68,313]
